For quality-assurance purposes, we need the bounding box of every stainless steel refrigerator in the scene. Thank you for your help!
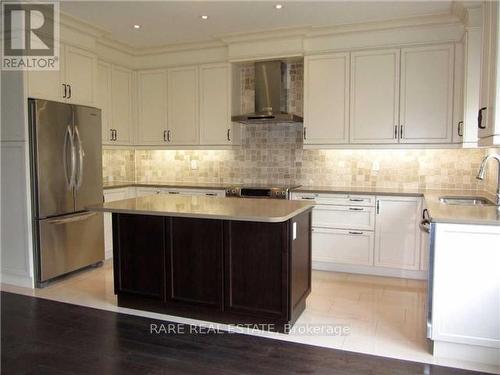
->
[28,99,104,287]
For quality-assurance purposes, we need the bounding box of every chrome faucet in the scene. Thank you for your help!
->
[476,153,500,206]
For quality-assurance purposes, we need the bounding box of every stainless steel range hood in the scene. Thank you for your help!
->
[232,60,303,124]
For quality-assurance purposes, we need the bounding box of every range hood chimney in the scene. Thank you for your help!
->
[232,60,303,124]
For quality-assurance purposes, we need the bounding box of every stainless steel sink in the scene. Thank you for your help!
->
[439,196,495,206]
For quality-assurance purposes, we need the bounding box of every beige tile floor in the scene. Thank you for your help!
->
[2,261,498,374]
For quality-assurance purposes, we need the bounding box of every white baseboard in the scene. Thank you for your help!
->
[434,340,500,368]
[312,261,428,280]
[0,272,34,288]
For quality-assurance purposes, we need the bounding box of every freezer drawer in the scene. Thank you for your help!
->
[38,211,104,282]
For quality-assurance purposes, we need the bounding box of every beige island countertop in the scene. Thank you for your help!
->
[89,194,313,223]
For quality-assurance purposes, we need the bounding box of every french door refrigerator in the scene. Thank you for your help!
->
[29,99,104,287]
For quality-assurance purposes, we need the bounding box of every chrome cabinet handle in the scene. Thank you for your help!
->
[394,125,398,139]
[167,130,171,142]
[62,84,67,98]
[348,231,364,235]
[74,125,84,190]
[163,130,167,142]
[67,84,72,99]
[303,127,307,140]
[349,207,363,211]
[227,128,231,141]
[478,107,487,129]
[301,197,315,200]
[400,125,404,139]
[349,198,364,202]
[205,193,217,196]
[168,191,179,194]
[376,200,380,214]
[458,121,464,137]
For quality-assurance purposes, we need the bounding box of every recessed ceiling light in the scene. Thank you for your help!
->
[275,4,283,9]
[133,24,141,29]
[200,15,209,20]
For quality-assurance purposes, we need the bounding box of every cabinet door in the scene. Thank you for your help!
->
[478,1,499,142]
[400,44,454,143]
[166,218,223,309]
[452,42,465,144]
[374,196,421,270]
[224,220,288,320]
[114,214,165,300]
[28,45,64,101]
[312,205,375,231]
[312,227,374,266]
[350,49,400,144]
[97,62,113,144]
[111,66,133,144]
[167,66,199,145]
[64,46,96,106]
[137,70,168,145]
[199,63,232,145]
[462,28,481,146]
[304,53,349,144]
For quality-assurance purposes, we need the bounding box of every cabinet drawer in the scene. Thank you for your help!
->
[313,205,375,230]
[312,228,374,266]
[291,192,375,206]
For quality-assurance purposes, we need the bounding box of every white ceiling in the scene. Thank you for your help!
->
[61,1,453,49]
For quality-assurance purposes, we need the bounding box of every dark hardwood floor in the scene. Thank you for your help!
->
[1,291,489,375]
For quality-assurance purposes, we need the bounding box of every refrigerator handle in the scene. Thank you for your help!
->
[74,125,84,190]
[63,125,76,190]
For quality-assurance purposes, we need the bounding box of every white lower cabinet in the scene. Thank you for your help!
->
[103,187,135,259]
[312,205,375,231]
[312,228,374,266]
[374,196,421,270]
[291,192,425,278]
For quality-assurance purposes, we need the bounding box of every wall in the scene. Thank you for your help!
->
[485,147,500,195]
[104,129,497,192]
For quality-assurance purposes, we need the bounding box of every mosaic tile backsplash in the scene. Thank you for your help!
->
[103,126,500,193]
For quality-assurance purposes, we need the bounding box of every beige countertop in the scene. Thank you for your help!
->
[294,185,500,226]
[89,194,313,223]
[103,181,229,190]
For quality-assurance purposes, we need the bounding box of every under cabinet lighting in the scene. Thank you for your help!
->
[200,15,209,20]
[133,24,141,29]
[275,4,283,9]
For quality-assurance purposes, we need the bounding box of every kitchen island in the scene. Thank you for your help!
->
[90,195,313,332]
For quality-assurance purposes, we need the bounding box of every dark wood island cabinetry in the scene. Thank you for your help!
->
[94,194,313,332]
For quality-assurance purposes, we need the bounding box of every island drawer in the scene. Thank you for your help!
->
[312,205,375,230]
[291,192,375,207]
[311,227,374,266]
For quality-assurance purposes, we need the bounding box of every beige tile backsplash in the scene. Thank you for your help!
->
[103,127,500,193]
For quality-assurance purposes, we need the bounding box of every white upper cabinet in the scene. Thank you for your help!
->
[462,27,481,146]
[199,63,232,145]
[97,62,113,144]
[167,66,199,145]
[137,70,168,145]
[400,44,454,143]
[64,46,97,106]
[374,196,421,270]
[28,44,96,106]
[304,53,349,145]
[350,49,400,144]
[111,66,134,145]
[478,1,500,146]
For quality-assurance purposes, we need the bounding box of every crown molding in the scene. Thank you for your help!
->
[216,26,311,44]
[307,13,461,37]
[59,11,109,39]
